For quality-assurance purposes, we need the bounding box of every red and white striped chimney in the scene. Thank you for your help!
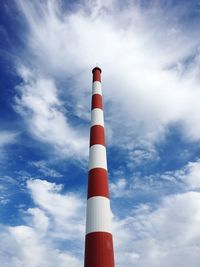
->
[84,67,115,267]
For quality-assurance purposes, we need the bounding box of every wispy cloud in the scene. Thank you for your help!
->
[161,159,200,190]
[0,131,17,147]
[15,66,88,159]
[0,131,18,161]
[0,175,17,205]
[14,0,200,162]
[30,160,63,178]
[110,158,200,199]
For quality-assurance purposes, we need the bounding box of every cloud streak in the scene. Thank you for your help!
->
[0,131,17,147]
[15,65,88,159]
[14,0,200,162]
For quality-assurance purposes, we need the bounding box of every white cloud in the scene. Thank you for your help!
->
[146,159,200,191]
[0,179,84,267]
[14,0,200,162]
[110,178,129,198]
[5,2,200,266]
[30,160,63,178]
[127,148,160,167]
[1,176,200,267]
[0,175,18,205]
[110,168,176,199]
[15,66,88,159]
[183,160,200,189]
[167,159,200,190]
[0,130,18,164]
[27,179,85,239]
[113,191,200,267]
[7,225,81,267]
[0,131,17,146]
[27,208,49,233]
[110,159,200,199]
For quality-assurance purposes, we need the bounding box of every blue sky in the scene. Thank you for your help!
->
[1,0,200,266]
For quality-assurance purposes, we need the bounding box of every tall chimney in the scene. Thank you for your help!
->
[84,67,115,267]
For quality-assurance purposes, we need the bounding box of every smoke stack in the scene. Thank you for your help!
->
[84,67,115,267]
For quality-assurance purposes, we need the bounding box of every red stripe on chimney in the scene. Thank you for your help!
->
[87,168,109,199]
[91,94,103,110]
[84,232,115,267]
[90,125,105,147]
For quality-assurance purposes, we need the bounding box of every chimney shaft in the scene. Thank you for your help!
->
[84,67,115,267]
